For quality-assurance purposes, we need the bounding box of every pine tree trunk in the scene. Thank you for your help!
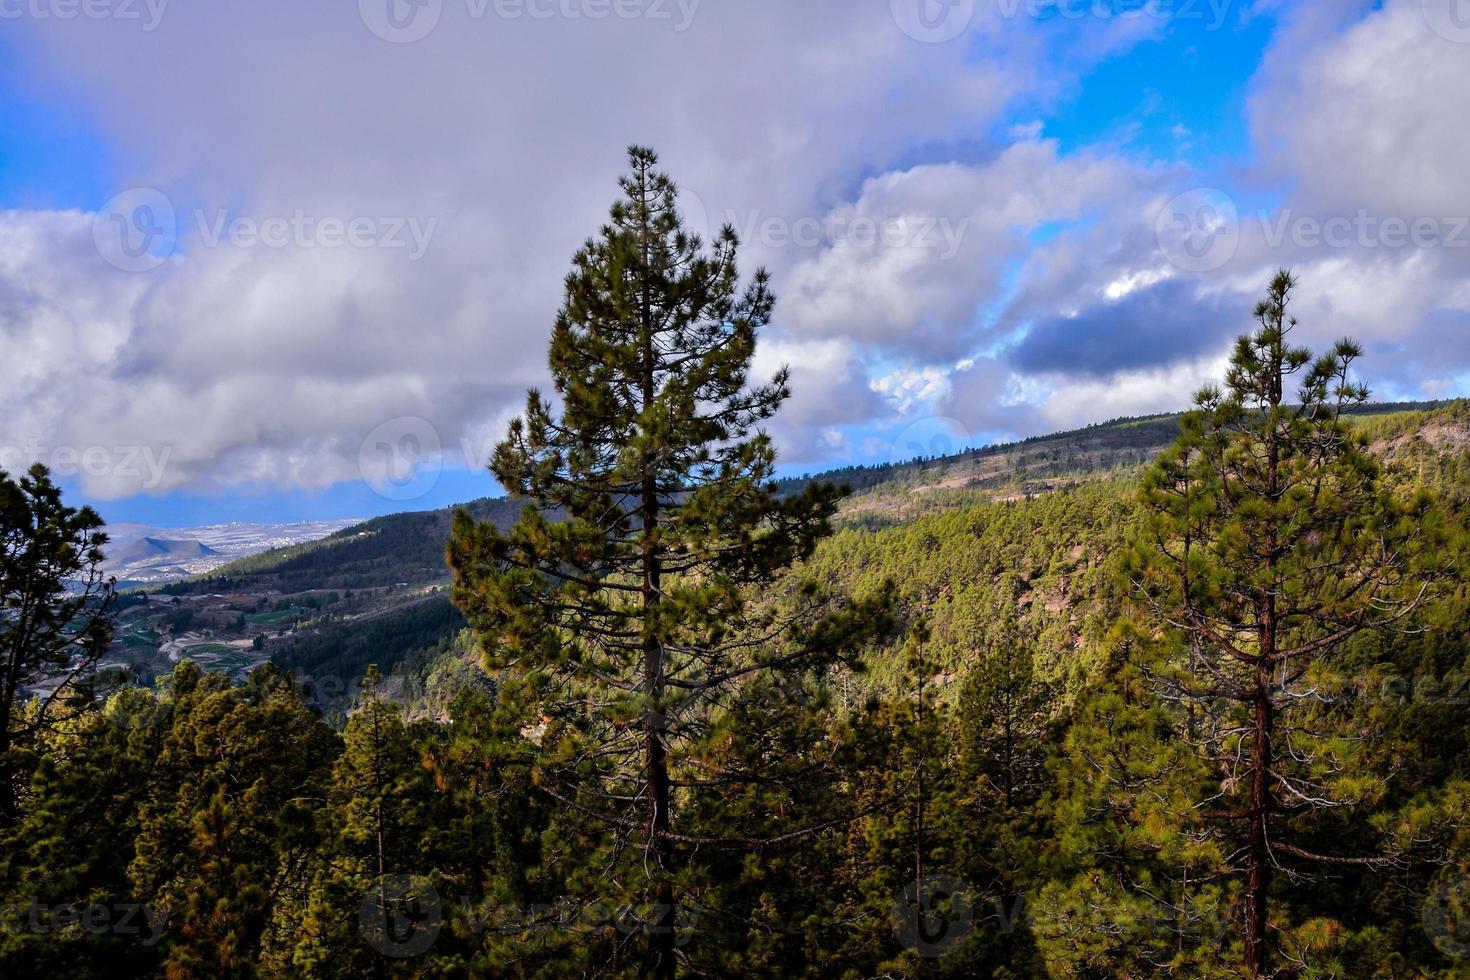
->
[1245,377,1283,978]
[644,539,674,980]
[0,677,13,826]
[636,159,676,980]
[1243,662,1272,976]
[0,637,22,828]
[0,601,28,826]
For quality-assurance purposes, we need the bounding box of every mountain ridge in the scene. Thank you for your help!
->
[103,398,1460,710]
[167,398,1453,596]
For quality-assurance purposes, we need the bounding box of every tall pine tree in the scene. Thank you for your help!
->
[1125,270,1458,975]
[447,147,892,977]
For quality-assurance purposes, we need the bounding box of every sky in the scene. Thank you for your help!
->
[2,0,1469,526]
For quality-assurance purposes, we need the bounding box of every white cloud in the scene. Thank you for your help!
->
[749,336,886,462]
[781,141,1151,360]
[1028,356,1229,431]
[0,1,1158,496]
[1237,0,1470,385]
[1251,0,1470,219]
[956,0,1470,427]
[871,364,951,415]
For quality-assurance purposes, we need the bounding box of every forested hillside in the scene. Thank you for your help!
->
[165,496,530,595]
[243,399,1459,721]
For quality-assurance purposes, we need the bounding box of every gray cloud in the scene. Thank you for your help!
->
[1008,277,1242,378]
[935,356,1036,438]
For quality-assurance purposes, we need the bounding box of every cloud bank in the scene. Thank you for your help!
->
[0,0,1465,502]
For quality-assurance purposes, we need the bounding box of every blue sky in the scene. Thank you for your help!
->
[1042,11,1271,161]
[2,0,1467,527]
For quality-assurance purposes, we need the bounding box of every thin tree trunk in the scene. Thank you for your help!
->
[0,595,32,827]
[644,532,674,980]
[636,158,676,980]
[0,672,14,826]
[1245,364,1283,977]
[373,702,389,980]
[1243,663,1272,976]
[915,658,925,891]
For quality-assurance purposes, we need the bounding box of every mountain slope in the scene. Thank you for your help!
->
[130,400,1461,702]
[105,520,357,587]
[163,497,529,595]
[110,537,221,565]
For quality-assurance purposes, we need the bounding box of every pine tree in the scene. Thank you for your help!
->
[1125,270,1459,975]
[0,464,115,825]
[0,686,168,977]
[1037,621,1231,976]
[830,628,969,977]
[447,146,893,977]
[276,666,439,977]
[417,684,547,976]
[951,611,1055,973]
[129,663,339,977]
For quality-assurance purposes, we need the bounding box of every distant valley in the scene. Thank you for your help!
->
[103,519,360,587]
